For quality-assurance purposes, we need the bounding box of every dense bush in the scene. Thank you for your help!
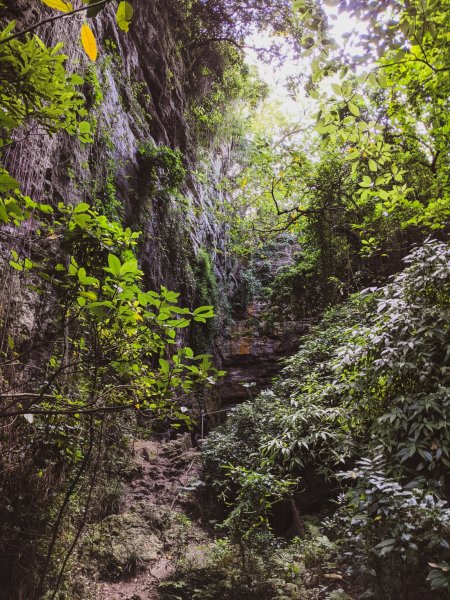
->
[338,457,450,599]
[137,143,187,199]
[201,239,450,598]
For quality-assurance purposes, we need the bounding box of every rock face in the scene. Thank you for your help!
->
[220,299,308,405]
[2,4,308,392]
[3,0,231,308]
[88,508,164,580]
[220,237,309,407]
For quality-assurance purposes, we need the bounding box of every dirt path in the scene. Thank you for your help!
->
[78,435,210,600]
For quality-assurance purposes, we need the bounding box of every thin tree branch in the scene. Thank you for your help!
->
[189,36,244,51]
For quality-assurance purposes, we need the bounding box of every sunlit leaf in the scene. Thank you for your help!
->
[116,1,134,32]
[41,0,73,12]
[348,102,360,116]
[80,23,98,62]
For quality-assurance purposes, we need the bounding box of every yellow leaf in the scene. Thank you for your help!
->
[80,23,98,62]
[134,312,144,321]
[41,0,73,12]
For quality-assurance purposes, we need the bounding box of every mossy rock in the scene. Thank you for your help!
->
[87,507,167,580]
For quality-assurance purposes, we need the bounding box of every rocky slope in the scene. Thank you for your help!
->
[72,435,211,600]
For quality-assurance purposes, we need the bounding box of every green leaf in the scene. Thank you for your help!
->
[331,83,342,96]
[74,202,90,213]
[69,74,84,85]
[0,171,19,192]
[193,305,214,316]
[78,121,91,134]
[292,0,306,12]
[10,260,23,271]
[116,1,133,32]
[159,358,169,373]
[174,318,190,328]
[368,159,378,172]
[348,102,360,116]
[120,259,139,275]
[107,253,121,276]
[359,176,372,188]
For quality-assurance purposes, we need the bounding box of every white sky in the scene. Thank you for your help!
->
[245,6,368,121]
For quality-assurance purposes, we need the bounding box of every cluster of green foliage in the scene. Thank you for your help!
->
[0,22,91,146]
[201,240,450,598]
[178,0,306,63]
[0,21,93,217]
[191,247,221,353]
[137,143,186,199]
[160,523,341,600]
[187,55,269,148]
[229,0,449,298]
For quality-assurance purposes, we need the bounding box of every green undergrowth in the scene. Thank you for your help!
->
[159,520,346,600]
[171,239,450,600]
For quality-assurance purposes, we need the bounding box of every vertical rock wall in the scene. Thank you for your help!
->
[3,0,232,312]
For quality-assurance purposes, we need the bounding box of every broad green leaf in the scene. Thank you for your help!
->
[78,121,91,134]
[116,1,133,32]
[331,83,342,96]
[107,254,121,276]
[0,171,19,192]
[348,102,360,116]
[159,358,169,372]
[292,0,306,11]
[120,259,139,275]
[74,202,90,213]
[360,176,372,188]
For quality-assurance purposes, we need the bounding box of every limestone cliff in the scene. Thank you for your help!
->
[3,0,231,313]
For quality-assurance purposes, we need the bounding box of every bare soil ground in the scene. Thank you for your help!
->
[77,435,210,600]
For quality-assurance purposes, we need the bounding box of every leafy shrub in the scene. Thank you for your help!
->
[137,143,186,198]
[336,239,450,484]
[338,457,450,599]
[202,239,450,597]
[202,295,371,503]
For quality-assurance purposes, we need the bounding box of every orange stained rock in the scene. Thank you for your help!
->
[238,336,252,355]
